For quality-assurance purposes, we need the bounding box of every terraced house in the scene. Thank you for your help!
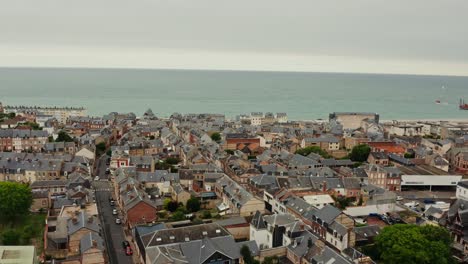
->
[0,129,48,152]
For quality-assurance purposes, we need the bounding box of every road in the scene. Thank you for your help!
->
[93,155,134,264]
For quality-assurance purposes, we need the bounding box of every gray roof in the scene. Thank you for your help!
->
[315,205,341,224]
[287,230,318,257]
[251,211,267,230]
[263,214,297,227]
[146,236,242,264]
[289,154,320,167]
[67,211,100,235]
[31,180,67,189]
[141,223,230,248]
[308,246,353,264]
[304,136,339,143]
[216,176,255,206]
[135,223,167,237]
[80,232,105,253]
[137,170,178,183]
[0,129,48,138]
[250,174,278,189]
[354,225,381,239]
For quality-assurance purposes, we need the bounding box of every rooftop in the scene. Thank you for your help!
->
[398,164,450,175]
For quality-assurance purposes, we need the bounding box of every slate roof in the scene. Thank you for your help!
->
[80,232,104,253]
[141,223,230,248]
[0,129,48,138]
[137,171,178,183]
[263,213,296,227]
[216,176,255,206]
[315,205,341,224]
[354,225,381,240]
[67,211,100,235]
[287,230,318,257]
[250,211,267,229]
[250,174,278,189]
[307,246,352,264]
[288,155,320,167]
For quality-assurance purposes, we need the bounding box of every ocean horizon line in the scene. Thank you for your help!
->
[1,65,468,79]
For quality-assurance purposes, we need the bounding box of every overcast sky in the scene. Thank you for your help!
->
[1,0,467,75]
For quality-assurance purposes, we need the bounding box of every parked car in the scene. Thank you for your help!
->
[396,196,404,201]
[105,168,110,174]
[115,218,121,224]
[423,199,435,204]
[94,176,100,181]
[122,241,133,256]
[110,200,115,206]
[404,201,419,208]
[112,209,118,215]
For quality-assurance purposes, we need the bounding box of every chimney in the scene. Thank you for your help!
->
[292,239,298,248]
[72,217,78,224]
[307,238,313,248]
[92,240,98,248]
[315,239,325,250]
[322,181,327,192]
[88,217,93,223]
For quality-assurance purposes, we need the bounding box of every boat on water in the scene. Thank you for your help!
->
[460,99,468,110]
[435,86,448,105]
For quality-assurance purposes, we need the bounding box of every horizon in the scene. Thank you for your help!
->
[2,66,468,79]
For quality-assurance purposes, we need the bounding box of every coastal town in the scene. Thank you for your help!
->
[0,101,467,264]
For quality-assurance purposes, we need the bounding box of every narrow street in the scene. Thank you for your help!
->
[93,156,134,264]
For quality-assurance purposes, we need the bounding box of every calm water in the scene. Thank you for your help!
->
[0,67,467,120]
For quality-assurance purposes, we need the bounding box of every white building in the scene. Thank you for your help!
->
[388,122,426,137]
[456,181,468,201]
[303,194,335,209]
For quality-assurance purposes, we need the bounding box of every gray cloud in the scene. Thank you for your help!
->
[0,0,467,74]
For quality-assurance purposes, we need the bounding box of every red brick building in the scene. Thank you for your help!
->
[225,133,260,150]
[125,200,159,228]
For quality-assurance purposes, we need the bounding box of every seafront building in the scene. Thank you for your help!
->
[1,102,86,124]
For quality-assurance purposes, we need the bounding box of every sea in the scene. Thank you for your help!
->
[0,67,467,121]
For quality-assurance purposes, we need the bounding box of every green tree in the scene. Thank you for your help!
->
[334,196,353,209]
[225,149,234,155]
[404,152,415,159]
[170,211,186,221]
[21,122,41,130]
[1,229,21,245]
[262,256,279,264]
[295,146,331,158]
[165,157,180,165]
[210,132,221,142]
[186,197,201,213]
[349,144,371,162]
[357,195,364,206]
[55,130,74,142]
[201,210,212,219]
[240,245,259,264]
[149,135,155,140]
[96,142,106,155]
[374,224,454,264]
[48,136,54,142]
[0,182,33,220]
[165,201,179,212]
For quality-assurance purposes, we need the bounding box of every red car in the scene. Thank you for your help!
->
[122,241,133,256]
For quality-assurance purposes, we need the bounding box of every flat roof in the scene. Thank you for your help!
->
[401,175,462,186]
[398,165,449,176]
[344,204,405,217]
[0,246,35,264]
[303,194,335,205]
